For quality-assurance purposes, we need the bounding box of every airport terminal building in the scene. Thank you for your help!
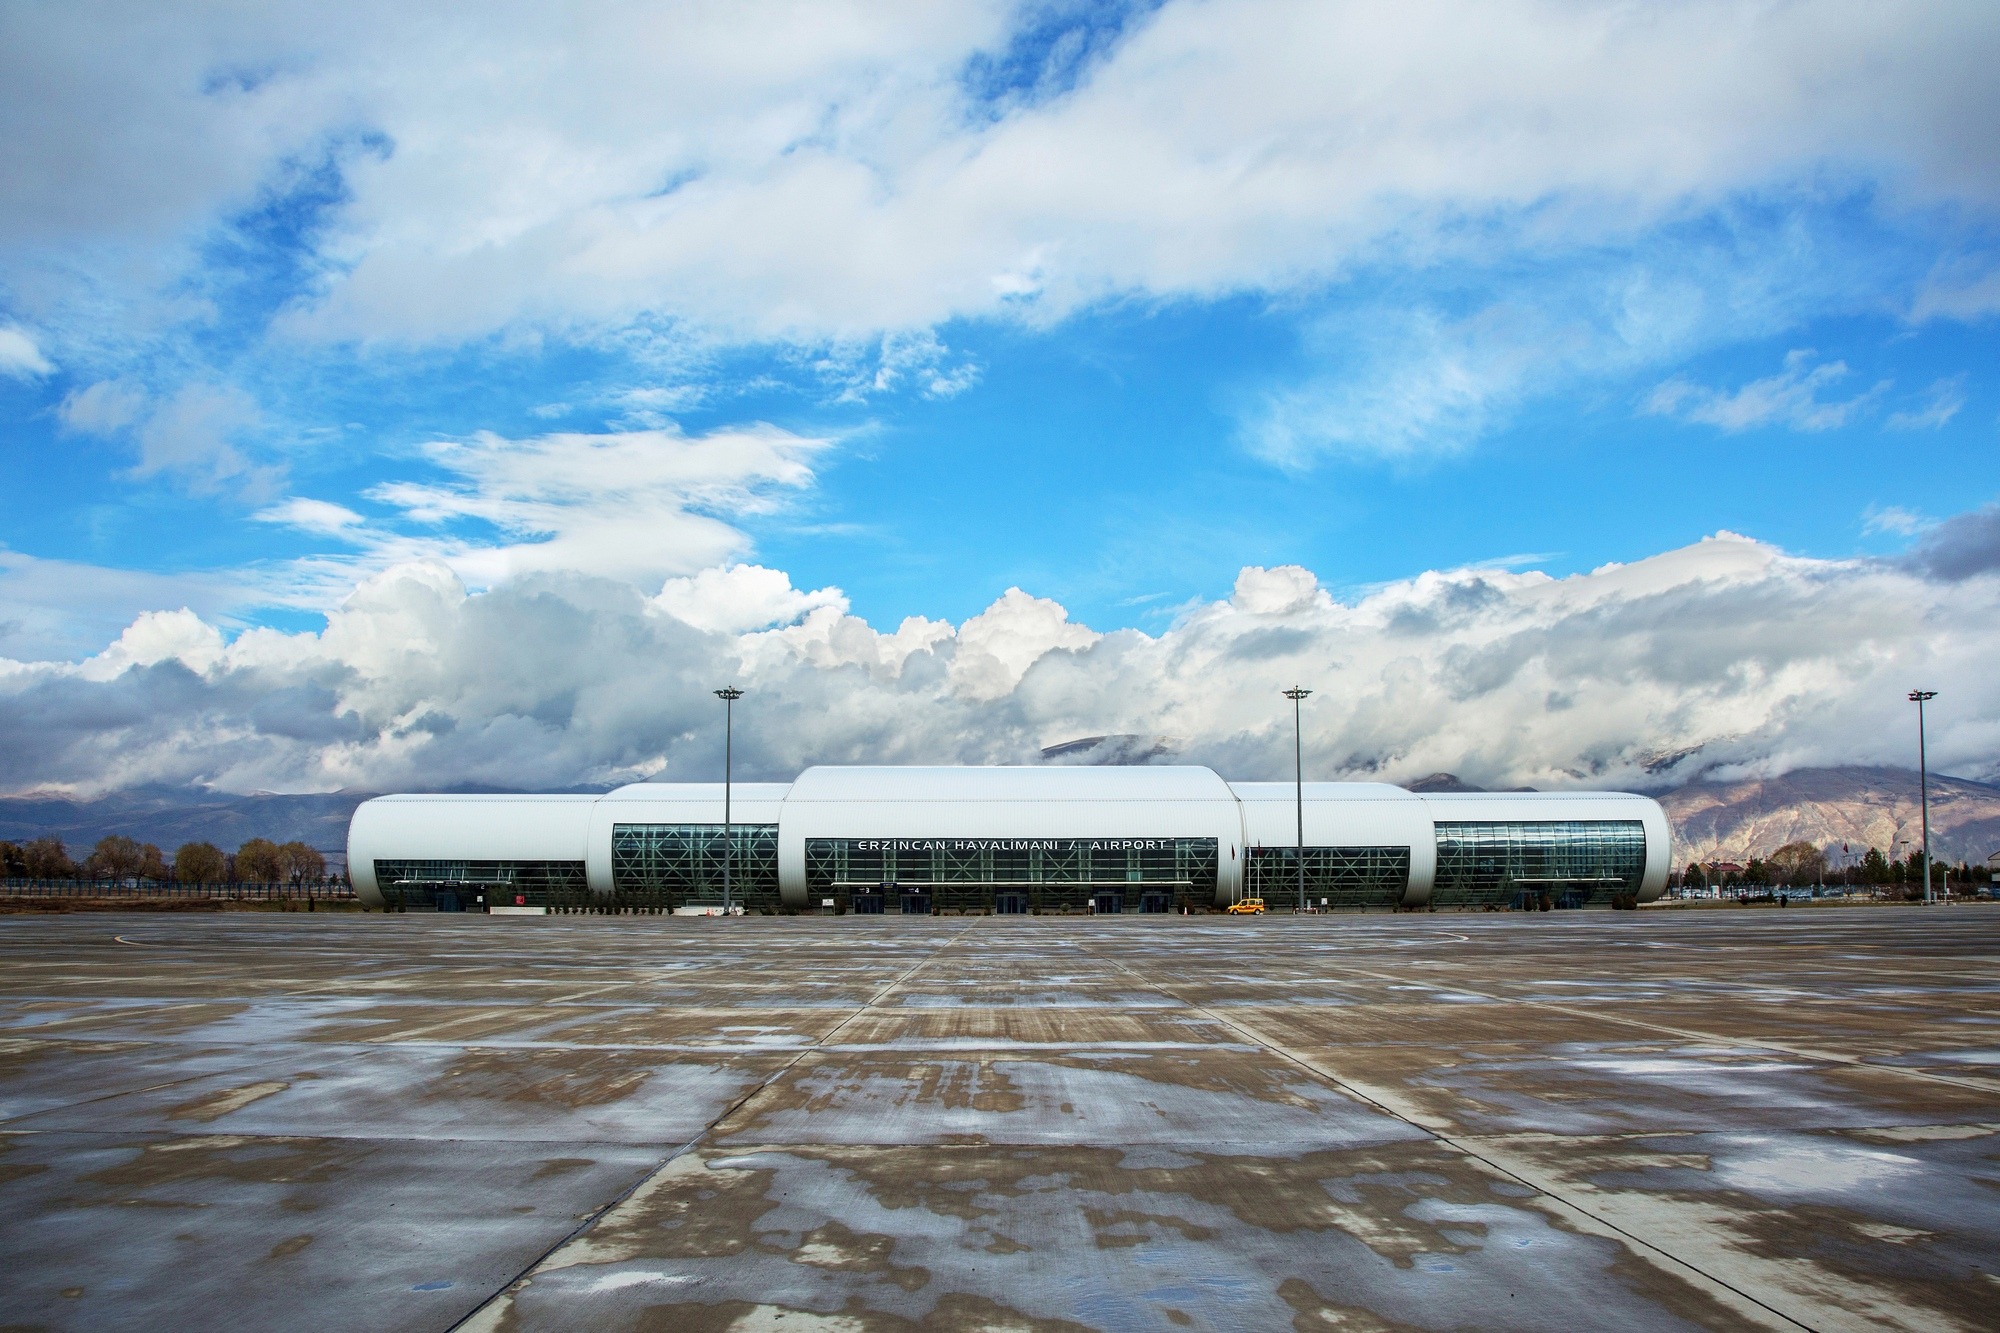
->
[348,766,1670,913]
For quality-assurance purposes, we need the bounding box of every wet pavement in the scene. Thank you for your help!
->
[0,908,1995,1331]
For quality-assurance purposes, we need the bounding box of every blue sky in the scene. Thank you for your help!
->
[2,1,1998,794]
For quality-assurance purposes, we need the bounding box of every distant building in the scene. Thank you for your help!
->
[348,766,1672,914]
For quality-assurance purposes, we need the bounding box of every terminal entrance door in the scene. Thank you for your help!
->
[851,892,884,915]
[993,892,1027,915]
[1138,891,1168,913]
[900,891,932,915]
[396,882,468,911]
[1091,890,1123,914]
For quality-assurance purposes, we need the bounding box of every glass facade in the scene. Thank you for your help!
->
[1245,845,1410,908]
[804,837,1218,913]
[373,859,588,911]
[1432,821,1647,908]
[611,824,780,911]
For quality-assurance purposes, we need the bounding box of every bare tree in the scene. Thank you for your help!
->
[277,842,325,886]
[173,842,226,886]
[138,844,170,882]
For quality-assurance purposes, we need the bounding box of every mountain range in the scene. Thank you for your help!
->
[1651,766,2000,868]
[0,786,375,863]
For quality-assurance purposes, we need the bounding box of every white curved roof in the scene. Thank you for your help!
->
[1228,781,1416,803]
[1415,791,1662,821]
[604,782,792,802]
[776,764,1247,853]
[363,793,601,807]
[600,782,791,815]
[347,793,600,901]
[785,764,1236,803]
[1230,781,1431,850]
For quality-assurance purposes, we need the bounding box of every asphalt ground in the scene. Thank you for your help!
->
[0,909,1995,1332]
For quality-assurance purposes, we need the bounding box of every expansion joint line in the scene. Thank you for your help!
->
[1334,955,2000,1099]
[1077,941,1815,1333]
[452,923,977,1332]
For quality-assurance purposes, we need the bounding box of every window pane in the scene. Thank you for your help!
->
[373,859,588,910]
[1244,846,1411,907]
[1432,821,1647,908]
[610,824,780,910]
[803,837,1217,913]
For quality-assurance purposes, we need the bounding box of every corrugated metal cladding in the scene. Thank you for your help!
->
[347,765,1671,912]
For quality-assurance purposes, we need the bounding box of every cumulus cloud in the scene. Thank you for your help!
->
[0,550,253,663]
[1645,350,1888,433]
[651,564,846,635]
[950,587,1099,701]
[1230,565,1327,618]
[2,530,1996,798]
[5,418,838,650]
[76,608,227,682]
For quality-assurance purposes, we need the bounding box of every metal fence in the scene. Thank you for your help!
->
[0,878,356,902]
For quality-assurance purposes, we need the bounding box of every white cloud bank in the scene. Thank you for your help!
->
[3,531,1995,798]
[2,1,1994,476]
[281,2,2000,342]
[7,2,1999,345]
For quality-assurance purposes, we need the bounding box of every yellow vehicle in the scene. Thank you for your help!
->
[1227,897,1266,915]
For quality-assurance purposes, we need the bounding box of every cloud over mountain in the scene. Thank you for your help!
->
[2,531,1992,800]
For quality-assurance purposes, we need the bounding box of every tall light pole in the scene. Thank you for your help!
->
[1284,687,1312,914]
[1909,689,1937,905]
[714,687,744,914]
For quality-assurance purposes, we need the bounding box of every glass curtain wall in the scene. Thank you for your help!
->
[804,837,1219,912]
[1432,821,1647,908]
[373,859,589,911]
[610,824,780,911]
[1244,845,1411,908]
